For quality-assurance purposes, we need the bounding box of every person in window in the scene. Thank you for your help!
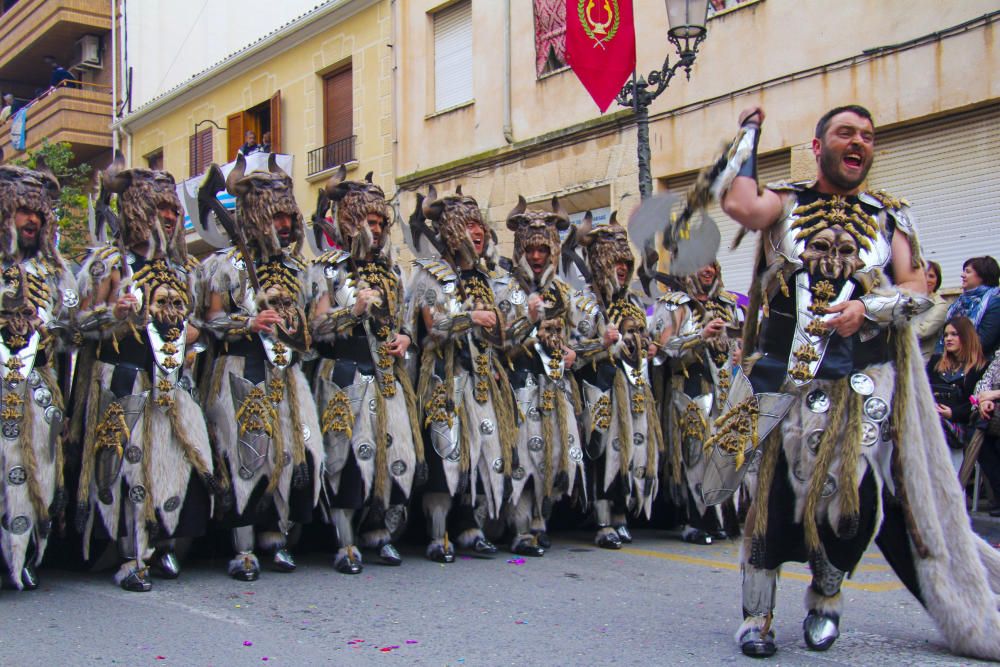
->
[258,131,272,154]
[940,256,1000,361]
[238,130,259,156]
[926,317,987,471]
[913,260,949,362]
[48,61,79,90]
[0,93,13,124]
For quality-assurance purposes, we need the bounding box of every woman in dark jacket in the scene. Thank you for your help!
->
[927,316,987,471]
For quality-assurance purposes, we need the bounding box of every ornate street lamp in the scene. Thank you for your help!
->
[616,0,710,200]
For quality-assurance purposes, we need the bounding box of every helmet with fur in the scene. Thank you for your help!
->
[506,194,569,286]
[684,261,723,300]
[0,164,62,267]
[578,212,634,302]
[321,167,391,260]
[226,153,303,258]
[103,165,187,264]
[421,184,495,268]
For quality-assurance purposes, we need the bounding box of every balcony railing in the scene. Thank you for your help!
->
[307,135,356,176]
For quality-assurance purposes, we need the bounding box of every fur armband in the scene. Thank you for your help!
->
[432,312,472,336]
[311,307,360,340]
[203,313,253,340]
[663,332,702,358]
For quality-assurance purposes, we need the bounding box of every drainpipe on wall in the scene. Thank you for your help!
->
[390,0,399,183]
[502,0,513,144]
[110,0,118,153]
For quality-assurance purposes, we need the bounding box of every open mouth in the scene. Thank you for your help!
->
[21,226,38,239]
[843,152,863,170]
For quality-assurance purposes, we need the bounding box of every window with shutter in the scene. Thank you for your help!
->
[146,149,163,171]
[189,128,213,177]
[433,0,473,112]
[533,0,566,77]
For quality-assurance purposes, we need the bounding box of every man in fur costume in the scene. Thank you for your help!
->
[406,186,516,562]
[75,166,214,592]
[653,262,744,545]
[0,166,77,590]
[197,155,322,581]
[701,104,1000,661]
[308,169,424,573]
[499,195,586,556]
[572,213,663,549]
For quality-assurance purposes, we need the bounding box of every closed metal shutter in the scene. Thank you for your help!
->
[434,1,473,112]
[867,104,1000,291]
[663,151,790,295]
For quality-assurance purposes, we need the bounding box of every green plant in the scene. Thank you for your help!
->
[14,139,93,258]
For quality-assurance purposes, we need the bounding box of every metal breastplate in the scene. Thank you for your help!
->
[147,321,189,408]
[767,193,893,386]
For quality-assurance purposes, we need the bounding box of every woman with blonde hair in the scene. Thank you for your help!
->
[926,316,987,471]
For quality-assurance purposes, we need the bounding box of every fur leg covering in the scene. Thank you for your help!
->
[331,509,355,547]
[361,528,391,550]
[423,493,450,541]
[228,552,259,576]
[735,614,775,645]
[508,491,533,549]
[455,528,483,549]
[257,531,286,552]
[805,588,843,618]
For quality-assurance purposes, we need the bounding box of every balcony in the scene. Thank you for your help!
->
[0,0,111,86]
[0,83,113,164]
[306,136,356,178]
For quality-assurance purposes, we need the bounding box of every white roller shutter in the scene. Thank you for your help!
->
[433,1,473,112]
[663,152,790,296]
[867,104,1000,291]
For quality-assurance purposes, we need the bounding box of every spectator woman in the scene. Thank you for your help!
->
[941,256,1000,360]
[975,353,1000,515]
[914,260,949,362]
[927,317,987,471]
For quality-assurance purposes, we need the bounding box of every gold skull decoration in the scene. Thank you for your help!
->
[536,317,565,356]
[800,227,864,281]
[148,282,188,327]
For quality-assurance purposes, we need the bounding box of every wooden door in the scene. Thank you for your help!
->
[227,112,244,161]
[269,90,281,153]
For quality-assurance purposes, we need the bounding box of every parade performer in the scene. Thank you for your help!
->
[407,186,515,562]
[308,169,424,573]
[0,166,76,590]
[654,262,744,545]
[197,155,322,581]
[699,104,1000,660]
[501,196,586,555]
[75,166,213,591]
[573,213,662,549]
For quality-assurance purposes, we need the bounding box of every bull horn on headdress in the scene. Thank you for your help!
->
[506,194,528,231]
[267,152,290,181]
[364,171,374,184]
[422,184,444,221]
[576,210,595,247]
[550,195,570,231]
[225,153,250,196]
[455,184,463,196]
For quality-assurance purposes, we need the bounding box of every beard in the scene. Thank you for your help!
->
[819,145,872,192]
[17,234,38,257]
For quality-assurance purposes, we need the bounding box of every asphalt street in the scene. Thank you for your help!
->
[1,524,996,666]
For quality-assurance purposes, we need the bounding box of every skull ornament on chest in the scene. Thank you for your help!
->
[260,285,301,335]
[148,283,188,327]
[537,317,565,356]
[0,302,40,348]
[800,227,863,281]
[619,316,646,367]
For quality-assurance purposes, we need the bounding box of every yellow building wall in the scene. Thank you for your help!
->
[127,1,393,231]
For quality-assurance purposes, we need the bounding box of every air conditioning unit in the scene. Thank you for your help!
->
[73,35,102,70]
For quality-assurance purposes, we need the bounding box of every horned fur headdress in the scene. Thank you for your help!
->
[684,261,724,300]
[421,184,496,269]
[506,194,570,287]
[578,212,634,302]
[226,153,303,258]
[321,166,391,260]
[0,164,62,267]
[102,165,187,264]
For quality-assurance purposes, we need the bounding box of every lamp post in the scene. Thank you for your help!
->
[616,0,710,201]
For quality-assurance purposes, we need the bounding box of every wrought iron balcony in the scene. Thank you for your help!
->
[307,135,355,176]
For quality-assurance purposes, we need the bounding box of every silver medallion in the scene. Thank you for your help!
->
[634,466,646,479]
[861,421,879,447]
[357,443,375,461]
[163,496,181,512]
[880,420,892,442]
[479,419,495,435]
[537,461,547,475]
[569,447,583,462]
[442,282,456,294]
[611,438,621,452]
[510,289,526,305]
[863,397,889,422]
[492,458,504,473]
[234,258,247,271]
[2,421,20,439]
[324,265,337,279]
[821,475,837,498]
[62,288,80,308]
[512,466,526,481]
[633,432,645,446]
[527,436,544,452]
[9,515,29,535]
[128,485,147,504]
[577,319,592,335]
[125,446,143,464]
[283,452,292,465]
[424,289,437,306]
[369,399,377,414]
[7,466,26,485]
[527,407,542,422]
[43,406,61,425]
[498,300,511,313]
[567,433,575,444]
[525,375,536,388]
[386,433,394,446]
[239,466,255,480]
[27,370,41,388]
[33,387,52,407]
[792,455,809,482]
[301,424,311,442]
[88,259,106,277]
[849,373,875,396]
[806,390,830,413]
[806,429,824,454]
[390,460,407,476]
[745,448,763,474]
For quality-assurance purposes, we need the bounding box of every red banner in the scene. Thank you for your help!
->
[565,0,636,113]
